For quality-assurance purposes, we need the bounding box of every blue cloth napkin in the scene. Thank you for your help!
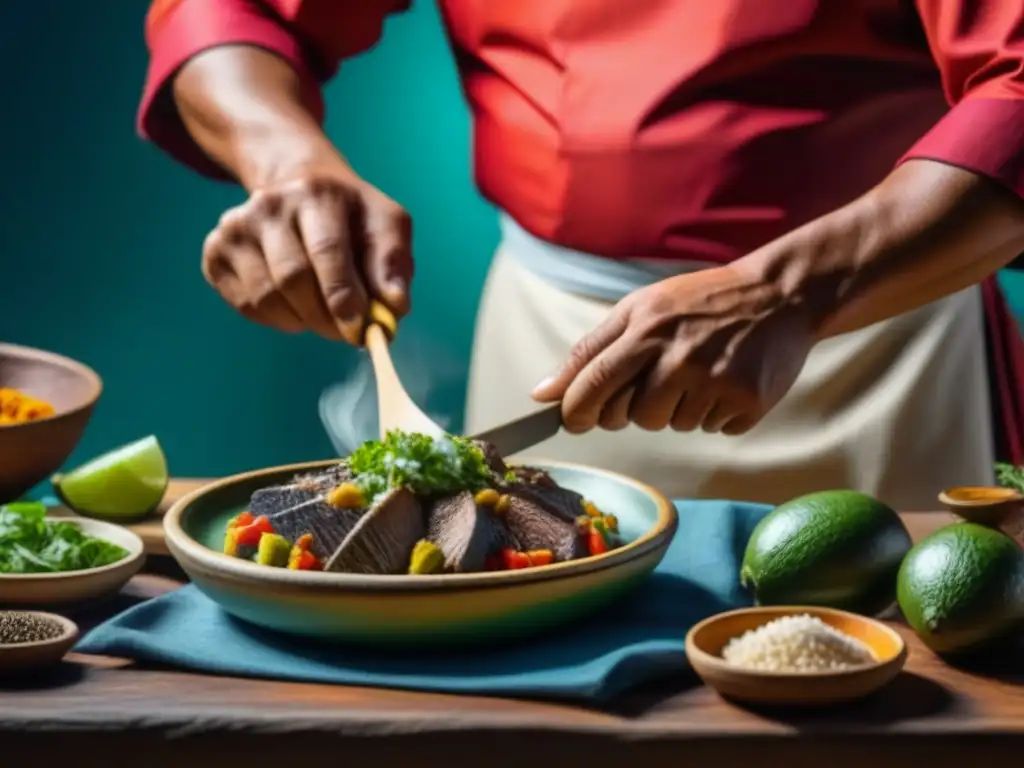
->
[75,500,768,702]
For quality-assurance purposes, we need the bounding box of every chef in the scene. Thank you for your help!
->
[139,0,1024,509]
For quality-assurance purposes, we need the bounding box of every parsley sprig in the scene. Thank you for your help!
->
[995,462,1024,495]
[348,431,498,501]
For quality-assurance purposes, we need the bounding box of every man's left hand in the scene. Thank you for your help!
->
[530,265,816,435]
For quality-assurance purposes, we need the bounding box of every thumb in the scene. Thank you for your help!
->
[531,310,629,402]
[363,199,414,317]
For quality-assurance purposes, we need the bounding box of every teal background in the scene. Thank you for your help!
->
[2,3,1023,481]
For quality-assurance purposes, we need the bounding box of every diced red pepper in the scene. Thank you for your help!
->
[501,548,532,570]
[227,511,254,529]
[288,547,322,571]
[234,515,275,547]
[587,529,609,556]
[525,549,554,567]
[294,533,313,551]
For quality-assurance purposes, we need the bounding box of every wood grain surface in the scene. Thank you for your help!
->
[5,484,1022,768]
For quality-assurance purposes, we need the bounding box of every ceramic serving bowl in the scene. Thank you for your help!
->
[0,343,102,503]
[164,459,678,647]
[685,606,907,707]
[0,611,79,677]
[0,518,145,607]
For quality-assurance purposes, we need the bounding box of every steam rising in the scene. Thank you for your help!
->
[319,330,457,455]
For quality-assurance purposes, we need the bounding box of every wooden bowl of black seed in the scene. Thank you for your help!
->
[0,610,79,677]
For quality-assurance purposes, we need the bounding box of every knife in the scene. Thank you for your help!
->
[469,403,563,458]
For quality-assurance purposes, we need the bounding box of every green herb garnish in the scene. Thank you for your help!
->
[0,502,130,574]
[995,462,1024,495]
[348,430,497,501]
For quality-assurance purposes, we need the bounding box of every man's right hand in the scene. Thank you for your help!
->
[201,171,413,345]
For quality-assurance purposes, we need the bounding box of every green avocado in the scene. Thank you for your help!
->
[740,490,912,616]
[897,522,1024,656]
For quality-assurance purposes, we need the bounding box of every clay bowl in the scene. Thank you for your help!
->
[938,486,1024,528]
[685,606,907,707]
[0,611,79,677]
[164,459,679,648]
[0,518,145,607]
[0,343,102,503]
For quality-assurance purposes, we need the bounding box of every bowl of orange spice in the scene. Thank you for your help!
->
[0,343,102,503]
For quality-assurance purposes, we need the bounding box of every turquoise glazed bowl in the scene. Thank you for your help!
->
[164,459,678,647]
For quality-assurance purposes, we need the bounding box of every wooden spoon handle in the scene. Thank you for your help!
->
[366,300,398,341]
[361,299,444,439]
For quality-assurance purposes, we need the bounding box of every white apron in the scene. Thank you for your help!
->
[465,215,995,511]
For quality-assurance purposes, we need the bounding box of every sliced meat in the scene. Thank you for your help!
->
[509,485,586,525]
[504,496,587,562]
[326,488,425,574]
[426,491,518,572]
[293,464,353,491]
[250,486,319,519]
[249,464,353,519]
[268,498,362,561]
[473,439,509,475]
[510,465,558,488]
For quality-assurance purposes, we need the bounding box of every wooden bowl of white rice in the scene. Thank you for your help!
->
[685,606,907,706]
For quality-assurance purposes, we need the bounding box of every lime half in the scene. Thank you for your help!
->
[52,435,168,521]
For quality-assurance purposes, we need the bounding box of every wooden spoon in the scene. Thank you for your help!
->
[360,300,563,455]
[362,301,446,440]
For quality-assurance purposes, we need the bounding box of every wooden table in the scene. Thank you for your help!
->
[2,481,1021,767]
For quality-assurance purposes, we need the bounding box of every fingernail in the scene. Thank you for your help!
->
[531,375,556,397]
[384,278,406,303]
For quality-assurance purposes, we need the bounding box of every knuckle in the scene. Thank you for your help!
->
[384,203,412,233]
[305,234,348,260]
[217,206,248,236]
[202,229,224,258]
[247,189,284,219]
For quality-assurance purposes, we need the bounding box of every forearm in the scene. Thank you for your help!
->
[741,159,1024,339]
[173,46,352,190]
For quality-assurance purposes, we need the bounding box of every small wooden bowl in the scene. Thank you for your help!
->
[938,486,1024,528]
[0,611,79,677]
[685,606,907,707]
[0,343,102,503]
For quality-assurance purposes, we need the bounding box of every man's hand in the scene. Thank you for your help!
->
[202,171,412,345]
[531,265,815,435]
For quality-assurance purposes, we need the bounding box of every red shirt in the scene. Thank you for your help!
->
[141,0,1024,263]
[139,0,1024,464]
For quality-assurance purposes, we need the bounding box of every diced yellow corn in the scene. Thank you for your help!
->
[474,488,500,507]
[326,482,364,509]
[494,494,512,515]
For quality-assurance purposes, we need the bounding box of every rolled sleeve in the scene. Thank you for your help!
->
[900,1,1024,199]
[139,0,327,180]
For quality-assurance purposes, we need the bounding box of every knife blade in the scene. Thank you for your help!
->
[469,403,563,458]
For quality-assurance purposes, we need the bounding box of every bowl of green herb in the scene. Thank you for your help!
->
[0,501,145,607]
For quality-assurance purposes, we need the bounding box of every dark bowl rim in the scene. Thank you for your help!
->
[0,342,103,430]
